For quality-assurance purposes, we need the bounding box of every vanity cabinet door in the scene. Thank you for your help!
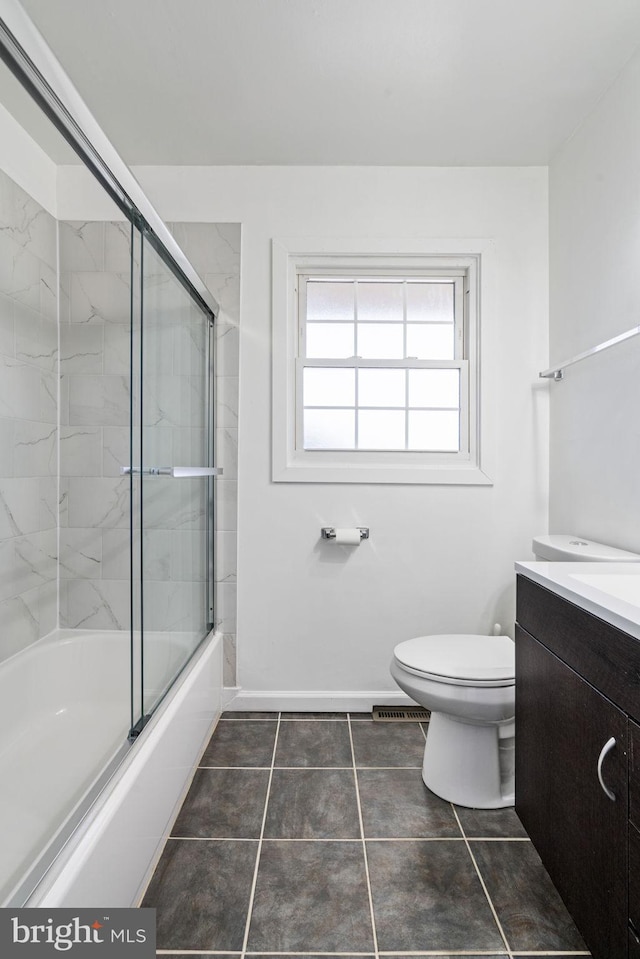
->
[629,823,640,937]
[515,625,628,959]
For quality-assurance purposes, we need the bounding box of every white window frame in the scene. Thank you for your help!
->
[297,272,467,454]
[272,237,494,485]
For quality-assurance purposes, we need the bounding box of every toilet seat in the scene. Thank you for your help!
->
[393,634,515,688]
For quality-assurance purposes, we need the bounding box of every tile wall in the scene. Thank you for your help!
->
[58,220,134,629]
[134,250,210,639]
[0,195,239,672]
[58,222,212,636]
[0,168,58,662]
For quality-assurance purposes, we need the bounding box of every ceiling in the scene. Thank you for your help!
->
[8,0,640,166]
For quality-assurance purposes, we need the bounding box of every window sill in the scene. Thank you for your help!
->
[272,458,493,485]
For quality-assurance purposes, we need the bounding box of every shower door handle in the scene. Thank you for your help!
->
[168,466,224,477]
[120,466,224,477]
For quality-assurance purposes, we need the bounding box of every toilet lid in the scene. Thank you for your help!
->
[394,634,515,683]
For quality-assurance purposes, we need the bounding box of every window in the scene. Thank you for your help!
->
[298,275,466,453]
[272,239,492,485]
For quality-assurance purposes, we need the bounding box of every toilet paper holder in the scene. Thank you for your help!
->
[321,527,369,540]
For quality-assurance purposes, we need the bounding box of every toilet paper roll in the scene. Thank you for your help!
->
[333,528,362,546]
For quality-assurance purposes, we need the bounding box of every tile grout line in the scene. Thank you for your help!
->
[220,714,372,721]
[240,712,281,958]
[152,952,590,957]
[198,765,424,771]
[152,951,539,956]
[220,717,350,723]
[154,953,590,957]
[348,714,380,959]
[451,805,514,959]
[166,836,259,842]
[165,835,519,843]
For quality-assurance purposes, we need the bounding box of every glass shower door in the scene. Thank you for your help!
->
[132,233,215,727]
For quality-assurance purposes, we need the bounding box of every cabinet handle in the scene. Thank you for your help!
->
[597,736,617,801]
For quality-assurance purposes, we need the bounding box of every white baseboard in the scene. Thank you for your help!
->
[223,688,415,712]
[222,685,240,708]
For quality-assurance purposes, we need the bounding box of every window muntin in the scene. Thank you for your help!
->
[297,274,467,454]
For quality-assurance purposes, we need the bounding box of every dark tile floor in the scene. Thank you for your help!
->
[142,712,590,958]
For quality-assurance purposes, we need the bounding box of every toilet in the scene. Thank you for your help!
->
[390,534,640,809]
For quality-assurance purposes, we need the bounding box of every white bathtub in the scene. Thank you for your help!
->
[0,628,222,907]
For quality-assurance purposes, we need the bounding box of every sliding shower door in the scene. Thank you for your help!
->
[130,233,215,729]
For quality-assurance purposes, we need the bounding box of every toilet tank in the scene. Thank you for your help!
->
[532,534,640,563]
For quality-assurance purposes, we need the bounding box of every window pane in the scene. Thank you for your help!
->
[306,281,354,320]
[406,282,454,323]
[357,323,404,358]
[406,324,454,360]
[306,322,354,358]
[303,367,355,406]
[304,409,355,449]
[408,411,460,451]
[357,282,403,322]
[358,410,406,449]
[358,368,406,407]
[409,369,459,408]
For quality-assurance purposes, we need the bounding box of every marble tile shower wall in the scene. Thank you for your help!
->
[0,202,238,663]
[169,224,240,687]
[58,220,240,671]
[0,168,58,662]
[58,220,135,630]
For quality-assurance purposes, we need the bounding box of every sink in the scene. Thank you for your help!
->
[569,572,640,607]
[515,560,640,643]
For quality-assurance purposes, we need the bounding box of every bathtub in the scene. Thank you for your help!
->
[0,627,222,907]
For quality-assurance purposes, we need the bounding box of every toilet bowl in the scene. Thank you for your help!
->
[390,534,640,809]
[391,634,515,808]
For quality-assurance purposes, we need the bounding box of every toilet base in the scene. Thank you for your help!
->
[422,711,515,809]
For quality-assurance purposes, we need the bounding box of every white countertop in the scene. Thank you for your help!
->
[515,561,640,642]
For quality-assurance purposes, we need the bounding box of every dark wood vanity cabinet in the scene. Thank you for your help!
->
[630,722,640,956]
[516,575,640,959]
[515,623,627,957]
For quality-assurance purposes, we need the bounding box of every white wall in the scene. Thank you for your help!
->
[60,164,549,702]
[549,50,640,552]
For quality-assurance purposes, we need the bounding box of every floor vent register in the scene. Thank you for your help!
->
[372,706,430,722]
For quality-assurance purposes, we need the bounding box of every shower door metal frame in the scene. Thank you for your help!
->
[128,230,218,741]
[206,314,216,632]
